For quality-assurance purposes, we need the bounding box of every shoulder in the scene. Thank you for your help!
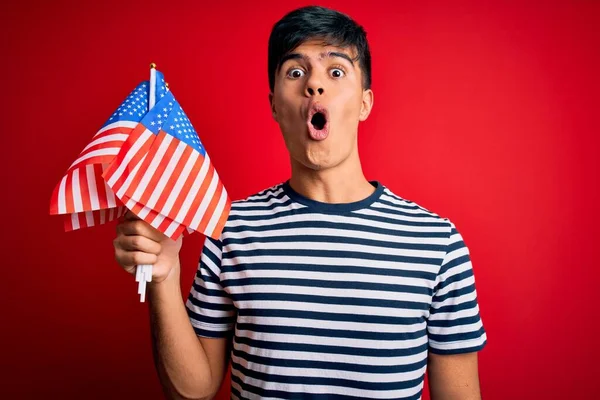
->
[230,182,288,208]
[377,183,454,237]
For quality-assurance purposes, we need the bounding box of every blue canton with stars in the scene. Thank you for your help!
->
[141,91,206,157]
[100,70,167,129]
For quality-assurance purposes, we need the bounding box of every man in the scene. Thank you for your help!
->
[114,5,487,400]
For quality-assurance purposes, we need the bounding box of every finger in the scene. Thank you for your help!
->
[118,220,165,242]
[125,210,140,221]
[115,248,158,268]
[120,235,162,255]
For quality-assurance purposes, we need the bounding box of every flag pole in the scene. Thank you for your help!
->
[134,62,158,303]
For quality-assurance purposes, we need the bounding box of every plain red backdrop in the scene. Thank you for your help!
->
[1,0,598,398]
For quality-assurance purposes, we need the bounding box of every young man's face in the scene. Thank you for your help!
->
[270,39,373,172]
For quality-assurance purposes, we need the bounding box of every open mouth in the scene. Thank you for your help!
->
[310,112,327,130]
[307,104,329,141]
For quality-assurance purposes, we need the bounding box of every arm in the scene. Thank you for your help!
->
[149,266,230,400]
[427,352,481,400]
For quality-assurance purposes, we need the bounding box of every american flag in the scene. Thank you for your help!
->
[49,77,160,231]
[50,67,228,241]
[102,87,231,240]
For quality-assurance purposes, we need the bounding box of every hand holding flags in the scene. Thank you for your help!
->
[50,64,231,301]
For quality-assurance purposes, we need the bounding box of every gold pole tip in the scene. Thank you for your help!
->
[150,62,157,69]
[165,82,170,89]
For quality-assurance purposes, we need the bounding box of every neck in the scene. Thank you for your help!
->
[288,146,375,204]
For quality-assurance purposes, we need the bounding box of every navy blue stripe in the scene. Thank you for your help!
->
[223,248,442,266]
[234,335,428,357]
[221,277,433,296]
[429,326,486,343]
[236,323,427,341]
[434,269,473,294]
[231,198,293,211]
[221,262,436,281]
[232,361,424,391]
[223,234,446,253]
[238,308,424,326]
[428,341,487,355]
[232,347,427,374]
[190,325,233,339]
[232,374,425,400]
[228,206,446,229]
[427,314,481,328]
[186,307,236,325]
[372,201,439,218]
[433,283,476,303]
[430,298,479,314]
[230,292,431,311]
[438,254,471,277]
[236,189,286,204]
[378,194,421,210]
[223,219,449,238]
[191,281,229,298]
[196,271,219,284]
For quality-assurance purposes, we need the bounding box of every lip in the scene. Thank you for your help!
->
[306,102,329,141]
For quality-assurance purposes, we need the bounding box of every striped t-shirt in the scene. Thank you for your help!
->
[186,180,487,400]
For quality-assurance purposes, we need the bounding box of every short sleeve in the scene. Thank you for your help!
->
[427,220,487,354]
[185,235,237,338]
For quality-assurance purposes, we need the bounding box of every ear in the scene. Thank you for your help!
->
[359,89,374,122]
[269,92,278,122]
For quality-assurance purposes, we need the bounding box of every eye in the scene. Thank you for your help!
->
[287,68,305,79]
[330,68,345,78]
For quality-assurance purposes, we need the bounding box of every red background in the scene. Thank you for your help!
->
[1,0,598,398]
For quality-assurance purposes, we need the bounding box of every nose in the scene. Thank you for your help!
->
[306,87,324,96]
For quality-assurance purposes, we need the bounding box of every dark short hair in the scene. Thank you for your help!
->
[268,6,372,92]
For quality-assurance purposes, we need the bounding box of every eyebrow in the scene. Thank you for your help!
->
[279,51,356,69]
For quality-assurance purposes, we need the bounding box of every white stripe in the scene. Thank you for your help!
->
[429,334,487,351]
[160,151,204,217]
[431,290,478,310]
[170,154,211,224]
[108,208,114,221]
[131,134,173,200]
[57,175,67,214]
[226,212,449,233]
[188,170,219,228]
[428,320,483,336]
[86,164,99,210]
[354,208,446,224]
[205,186,228,237]
[229,202,305,217]
[69,148,120,169]
[233,341,426,367]
[230,353,425,383]
[146,141,186,209]
[82,133,128,152]
[93,121,138,137]
[238,315,426,335]
[85,211,94,227]
[99,209,106,225]
[225,240,443,259]
[106,129,153,187]
[105,180,117,208]
[224,226,447,246]
[163,218,181,238]
[71,213,80,230]
[72,169,83,212]
[221,269,434,290]
[115,152,147,199]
